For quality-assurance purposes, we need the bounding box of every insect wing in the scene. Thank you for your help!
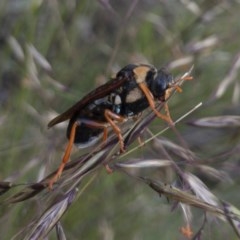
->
[48,76,129,128]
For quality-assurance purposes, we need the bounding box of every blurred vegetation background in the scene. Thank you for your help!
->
[0,0,240,239]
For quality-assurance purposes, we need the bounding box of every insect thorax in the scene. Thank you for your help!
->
[108,80,150,117]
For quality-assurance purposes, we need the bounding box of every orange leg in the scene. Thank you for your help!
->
[103,110,126,173]
[138,82,174,125]
[49,119,110,188]
[173,75,193,93]
[80,119,108,142]
[104,163,114,174]
[174,85,182,93]
[48,121,80,189]
[163,102,173,123]
[104,109,126,152]
[182,76,193,81]
[180,224,193,239]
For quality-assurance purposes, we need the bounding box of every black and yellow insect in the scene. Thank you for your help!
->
[48,63,184,188]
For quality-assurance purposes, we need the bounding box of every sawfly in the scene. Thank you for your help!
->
[48,63,191,188]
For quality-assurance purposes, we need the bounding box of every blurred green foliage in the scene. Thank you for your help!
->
[0,0,240,239]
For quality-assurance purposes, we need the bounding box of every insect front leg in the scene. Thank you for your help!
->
[138,82,174,125]
[48,120,80,189]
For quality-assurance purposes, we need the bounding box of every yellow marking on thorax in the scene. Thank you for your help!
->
[133,66,151,84]
[126,87,143,103]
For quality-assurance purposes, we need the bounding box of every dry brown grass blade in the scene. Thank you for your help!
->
[189,115,240,128]
[141,177,240,224]
[55,222,67,240]
[4,148,112,203]
[192,214,207,240]
[151,137,197,161]
[213,52,240,100]
[4,183,46,204]
[114,139,240,239]
[13,174,97,240]
[222,201,240,238]
[140,175,240,238]
[23,188,77,240]
[115,159,172,169]
[0,181,13,195]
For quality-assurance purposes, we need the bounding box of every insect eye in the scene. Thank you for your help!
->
[149,68,173,99]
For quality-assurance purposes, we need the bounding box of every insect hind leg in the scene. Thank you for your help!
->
[48,119,110,189]
[49,120,80,189]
